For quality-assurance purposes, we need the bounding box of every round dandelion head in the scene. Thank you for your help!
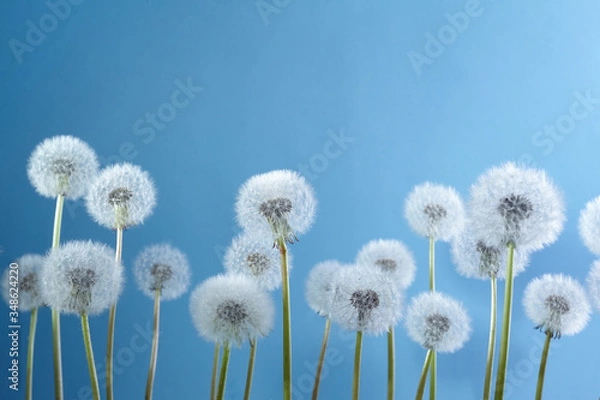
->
[189,274,274,346]
[305,260,345,317]
[404,182,466,242]
[405,292,471,353]
[223,233,290,291]
[523,274,590,338]
[86,163,156,229]
[355,239,416,289]
[579,196,600,256]
[587,260,600,312]
[329,266,402,335]
[235,170,317,245]
[1,254,45,311]
[468,162,565,252]
[133,243,191,301]
[27,135,99,199]
[451,224,530,280]
[41,241,124,315]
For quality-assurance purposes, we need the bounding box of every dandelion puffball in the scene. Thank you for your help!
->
[133,243,191,301]
[224,233,290,291]
[451,226,530,280]
[235,170,316,244]
[587,260,600,312]
[86,163,156,229]
[468,162,565,251]
[579,196,600,255]
[305,260,345,317]
[1,254,45,311]
[27,135,99,199]
[329,266,402,335]
[189,274,274,346]
[404,182,466,242]
[523,274,591,338]
[41,241,124,315]
[355,239,416,289]
[405,292,471,353]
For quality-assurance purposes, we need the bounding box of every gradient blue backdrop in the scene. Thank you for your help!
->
[2,1,600,399]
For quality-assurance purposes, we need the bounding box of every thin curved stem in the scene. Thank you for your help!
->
[535,332,552,400]
[312,318,331,400]
[429,352,436,400]
[244,339,257,400]
[81,313,100,400]
[145,289,161,400]
[483,276,498,400]
[278,237,292,400]
[25,307,38,400]
[216,342,231,400]
[52,194,64,400]
[388,327,395,400]
[352,330,363,400]
[494,242,515,400]
[429,236,436,400]
[107,226,123,400]
[416,350,433,400]
[429,236,435,292]
[210,344,220,400]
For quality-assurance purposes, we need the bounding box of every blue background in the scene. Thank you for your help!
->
[2,0,600,399]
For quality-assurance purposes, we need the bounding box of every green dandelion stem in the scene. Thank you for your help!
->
[535,331,552,400]
[81,313,100,400]
[106,226,123,400]
[352,330,363,400]
[278,237,293,400]
[416,349,433,400]
[388,327,395,400]
[210,343,220,400]
[216,342,231,400]
[244,339,257,400]
[52,194,65,400]
[312,318,331,400]
[25,307,38,400]
[483,275,498,400]
[145,289,161,400]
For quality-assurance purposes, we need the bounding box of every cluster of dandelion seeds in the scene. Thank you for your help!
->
[305,260,345,317]
[579,196,600,256]
[1,254,46,311]
[356,239,416,289]
[134,243,191,301]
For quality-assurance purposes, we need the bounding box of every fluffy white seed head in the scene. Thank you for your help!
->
[41,241,124,315]
[355,239,416,289]
[1,255,46,311]
[134,243,191,301]
[235,170,317,245]
[587,260,600,312]
[468,162,565,252]
[223,233,290,291]
[329,266,402,335]
[86,163,156,229]
[27,135,99,199]
[451,224,530,280]
[405,292,471,353]
[523,274,590,338]
[189,274,274,346]
[579,196,600,255]
[404,182,466,242]
[305,260,345,317]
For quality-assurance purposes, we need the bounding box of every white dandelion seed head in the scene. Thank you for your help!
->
[405,292,471,353]
[404,182,466,242]
[468,162,565,252]
[41,241,124,316]
[27,135,99,199]
[86,163,157,229]
[223,233,291,291]
[451,224,530,280]
[235,170,317,245]
[305,260,346,317]
[189,274,274,346]
[133,243,191,301]
[355,239,416,289]
[1,254,46,311]
[578,196,600,256]
[329,266,402,335]
[586,260,600,312]
[523,274,590,338]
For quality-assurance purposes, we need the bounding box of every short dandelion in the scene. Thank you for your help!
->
[41,241,124,400]
[468,162,565,400]
[329,266,402,400]
[235,170,316,400]
[134,244,191,400]
[2,255,45,400]
[86,162,156,400]
[579,196,600,256]
[190,274,274,400]
[27,135,100,400]
[523,274,590,400]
